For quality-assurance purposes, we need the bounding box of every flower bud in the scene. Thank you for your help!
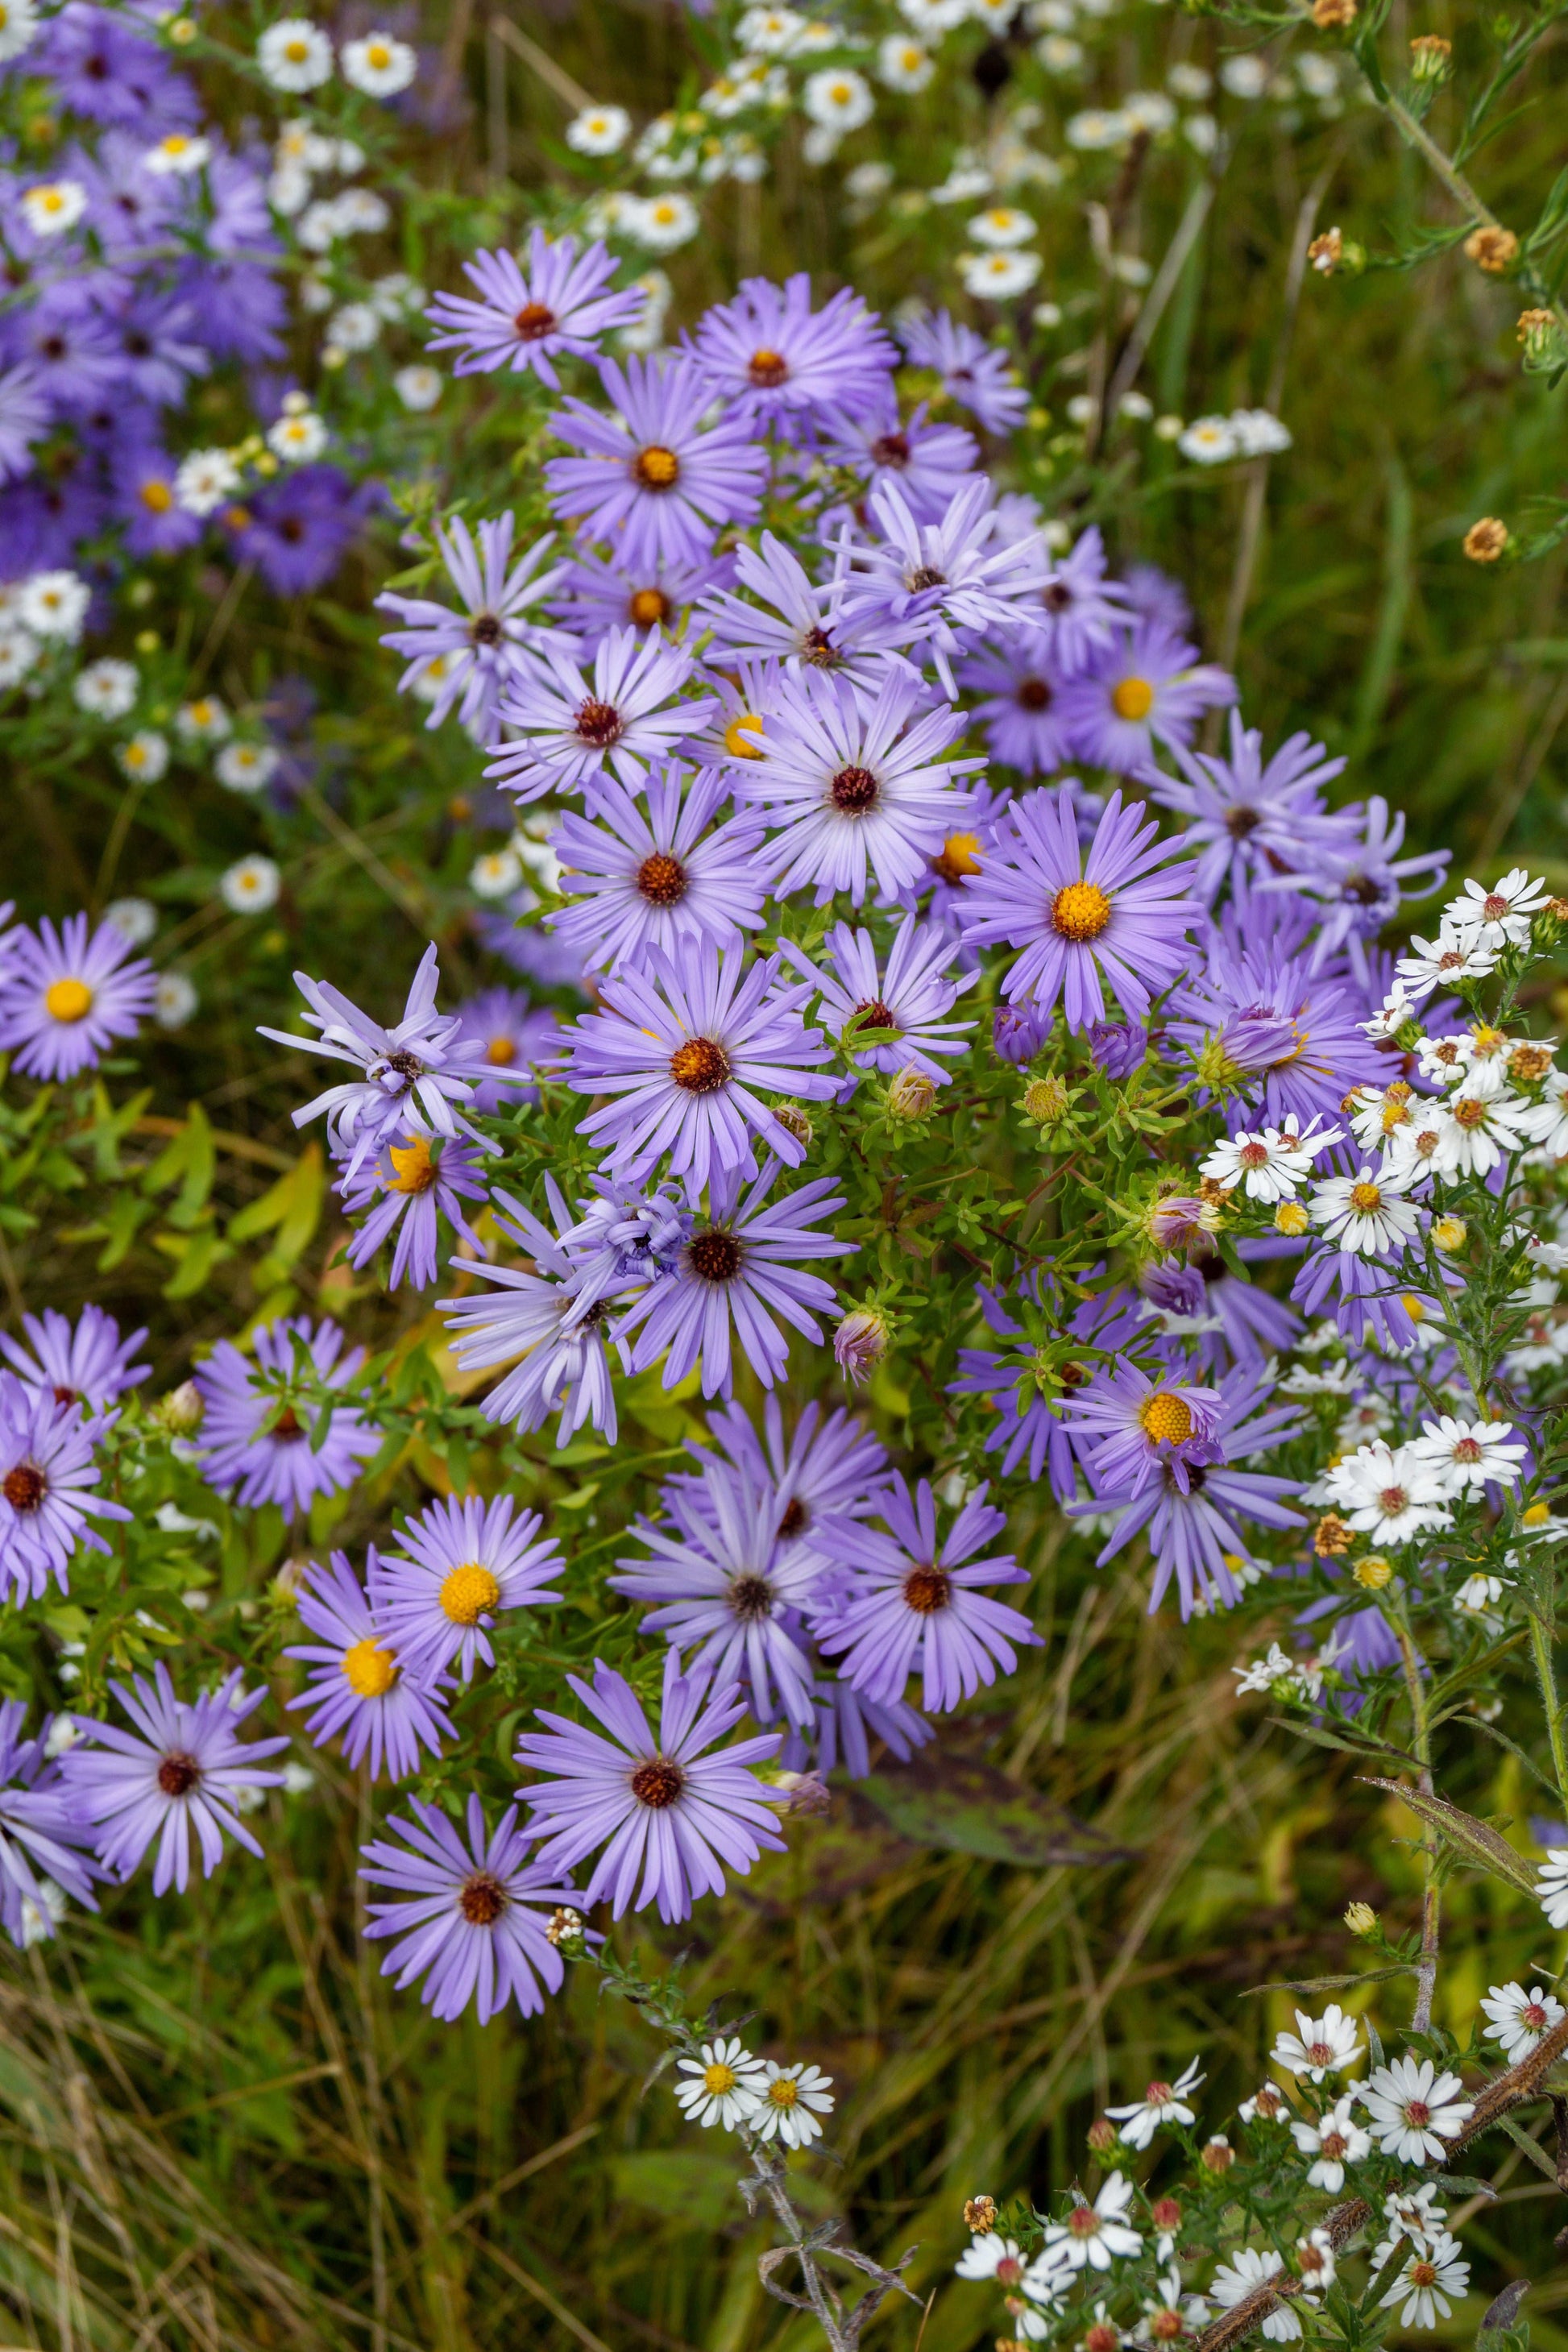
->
[888,1067,936,1118]
[1431,1214,1467,1253]
[1409,31,1450,78]
[964,2195,998,2235]
[1344,1900,1378,1935]
[774,1102,814,1149]
[834,1308,888,1388]
[1150,2197,1182,2230]
[153,1379,204,1435]
[1463,516,1510,563]
[1464,225,1520,276]
[1353,1553,1392,1589]
[1086,2117,1117,2153]
[1274,1200,1310,1237]
[766,1768,832,1817]
[1085,2325,1119,2352]
[1199,2137,1234,2174]
[1147,1195,1215,1251]
[1518,309,1564,368]
[1023,1075,1071,1125]
[993,1001,1049,1065]
[1087,1018,1147,1081]
[271,1558,310,1603]
[1309,226,1364,276]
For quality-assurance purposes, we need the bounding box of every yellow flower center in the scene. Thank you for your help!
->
[1139,1392,1193,1446]
[1111,676,1155,722]
[1051,880,1111,941]
[1349,1181,1383,1213]
[724,712,765,758]
[284,35,309,58]
[767,2077,799,2107]
[387,1135,437,1193]
[1524,1501,1552,1528]
[440,1563,502,1625]
[703,2062,737,2095]
[366,40,391,64]
[141,480,174,512]
[486,1035,516,1066]
[44,978,93,1023]
[935,831,981,881]
[342,1638,399,1697]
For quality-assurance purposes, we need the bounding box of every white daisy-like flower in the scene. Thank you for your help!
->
[1455,1570,1506,1614]
[1220,53,1269,97]
[750,2060,834,2147]
[968,205,1036,248]
[671,2035,766,2130]
[1371,2184,1447,2267]
[267,411,328,463]
[1480,1981,1565,2060]
[0,632,39,689]
[154,972,199,1031]
[1231,409,1292,456]
[393,364,443,413]
[1360,981,1422,1042]
[258,18,334,90]
[0,0,40,64]
[1208,2250,1300,2344]
[1231,1645,1321,1703]
[1237,2081,1286,2125]
[1295,2230,1335,2294]
[1396,925,1499,1002]
[900,0,969,31]
[737,5,807,52]
[174,448,241,517]
[1037,32,1085,71]
[956,2233,1031,2285]
[1288,2097,1369,2191]
[958,248,1042,299]
[1408,1414,1525,1495]
[215,742,280,794]
[1323,1441,1454,1546]
[624,192,700,252]
[328,301,381,353]
[342,31,417,94]
[19,570,90,642]
[566,103,632,155]
[877,32,933,87]
[1429,1067,1529,1178]
[19,179,87,238]
[1066,108,1132,151]
[1269,2003,1362,2084]
[219,855,282,914]
[1518,1069,1568,1159]
[73,658,138,720]
[1378,2231,1470,2329]
[143,131,210,176]
[1536,1846,1568,1928]
[1308,1159,1422,1256]
[1177,414,1239,465]
[117,729,168,785]
[1445,868,1550,952]
[1039,2173,1143,2271]
[1346,1081,1422,1155]
[470,848,524,901]
[803,66,874,128]
[103,897,156,947]
[1359,2055,1472,2164]
[1105,2055,1205,2149]
[1200,1118,1341,1203]
[176,695,231,745]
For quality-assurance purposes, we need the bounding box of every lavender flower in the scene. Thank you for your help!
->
[0,1703,100,1946]
[438,1183,625,1444]
[548,767,768,973]
[0,1376,130,1602]
[453,989,561,1115]
[0,367,47,485]
[697,533,907,684]
[339,1130,488,1290]
[687,272,896,426]
[562,941,836,1192]
[545,353,768,571]
[516,1651,785,1923]
[832,477,1048,695]
[692,1396,890,1561]
[1031,527,1130,670]
[1056,1360,1224,1498]
[371,1495,563,1681]
[360,1795,586,2022]
[423,228,645,383]
[0,1304,147,1412]
[195,1318,379,1517]
[285,1552,454,1782]
[1057,619,1235,775]
[782,914,976,1082]
[0,912,155,1081]
[549,546,733,644]
[486,626,712,803]
[1272,797,1450,980]
[815,393,979,521]
[1168,918,1389,1123]
[959,786,1198,1026]
[375,514,574,736]
[815,1478,1039,1713]
[958,637,1075,777]
[898,309,1028,434]
[62,1666,288,1896]
[233,466,375,597]
[1148,713,1354,901]
[620,1163,852,1397]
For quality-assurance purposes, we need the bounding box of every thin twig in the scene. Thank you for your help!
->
[487,14,595,114]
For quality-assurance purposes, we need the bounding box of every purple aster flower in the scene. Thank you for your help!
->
[370,1494,562,1682]
[958,635,1075,776]
[101,288,209,409]
[11,288,121,416]
[682,653,798,771]
[110,430,201,557]
[0,1305,148,1412]
[0,367,46,485]
[949,1280,1146,1500]
[176,259,288,364]
[563,941,836,1192]
[375,514,575,737]
[485,626,713,803]
[424,228,645,385]
[548,766,767,974]
[1089,1018,1149,1081]
[1166,923,1389,1125]
[1070,1364,1304,1619]
[195,1317,379,1517]
[815,1478,1039,1714]
[359,1795,585,2022]
[61,1666,288,1898]
[1290,1240,1421,1353]
[476,899,595,992]
[339,1130,488,1291]
[687,272,896,428]
[992,1000,1049,1064]
[782,1678,933,1782]
[0,469,107,575]
[233,464,376,596]
[37,5,199,129]
[545,353,768,571]
[782,914,976,1083]
[0,912,155,1080]
[1267,797,1450,981]
[959,786,1198,1026]
[697,533,908,686]
[898,309,1028,435]
[69,130,179,252]
[1121,561,1193,634]
[688,1396,889,1561]
[285,1552,454,1782]
[0,1376,130,1602]
[259,943,516,1181]
[1148,712,1355,902]
[1031,527,1130,671]
[439,1182,624,1444]
[734,669,983,908]
[453,988,562,1114]
[548,545,732,645]
[1057,619,1235,776]
[620,1161,852,1398]
[515,1651,785,1923]
[1149,1243,1303,1374]
[813,392,979,522]
[612,1456,823,1727]
[1056,1359,1224,1498]
[0,1703,100,1946]
[832,478,1049,696]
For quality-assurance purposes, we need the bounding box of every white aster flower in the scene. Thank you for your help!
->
[335,186,390,234]
[155,971,198,1031]
[175,449,241,517]
[877,33,934,86]
[258,17,334,90]
[1323,1441,1453,1545]
[1295,2230,1335,2294]
[220,855,282,915]
[1178,414,1239,465]
[1359,2055,1472,2164]
[1309,1159,1421,1255]
[328,301,380,352]
[969,205,1036,248]
[1454,1571,1505,1615]
[1371,2184,1448,2267]
[1537,1846,1568,1928]
[0,0,39,62]
[19,570,90,641]
[1168,61,1212,98]
[566,103,632,154]
[1481,1981,1564,2060]
[1408,1414,1525,1495]
[470,848,524,900]
[1219,54,1269,97]
[117,729,168,785]
[267,410,329,463]
[1361,981,1422,1042]
[19,179,87,238]
[803,66,874,129]
[176,695,230,745]
[1208,2250,1299,2344]
[900,0,969,31]
[143,131,210,176]
[956,2234,1031,2284]
[737,5,807,51]
[215,741,280,794]
[751,2059,834,2146]
[672,2035,765,2130]
[1039,2173,1143,2271]
[342,31,417,94]
[1232,1645,1321,1703]
[1237,2081,1286,2125]
[0,631,39,688]
[958,248,1042,298]
[73,658,138,720]
[1066,108,1132,150]
[1200,1118,1341,1203]
[1429,1068,1529,1178]
[1445,868,1550,952]
[1378,2231,1469,2329]
[1396,925,1499,1002]
[1269,2003,1362,2084]
[393,364,443,413]
[624,192,700,251]
[103,897,156,947]
[1230,409,1292,456]
[1105,2055,1205,2149]
[1519,1072,1568,1157]
[1288,2097,1369,2191]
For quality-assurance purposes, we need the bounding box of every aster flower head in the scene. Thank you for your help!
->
[1039,2174,1143,2272]
[0,912,156,1081]
[359,1794,586,2022]
[687,272,896,426]
[673,2035,767,2129]
[439,1182,625,1446]
[1378,2231,1470,2329]
[814,392,979,522]
[1278,796,1450,981]
[339,1130,488,1292]
[816,1476,1038,1714]
[1396,924,1500,1003]
[233,464,375,598]
[563,941,836,1193]
[960,786,1198,1027]
[1057,618,1236,775]
[285,1551,454,1782]
[1443,867,1549,952]
[0,1376,131,1603]
[0,1304,147,1413]
[1323,1441,1453,1545]
[1537,1847,1568,1928]
[898,308,1029,434]
[752,2060,835,2146]
[1208,2251,1299,2343]
[692,1396,889,1565]
[549,766,768,975]
[697,533,909,686]
[0,1703,100,1948]
[1167,916,1390,1125]
[545,352,769,571]
[1149,712,1354,901]
[621,1160,852,1398]
[453,988,561,1116]
[1271,2002,1363,2081]
[195,1317,379,1518]
[1030,525,1131,670]
[516,1650,786,1923]
[1200,1118,1342,1204]
[782,915,976,1085]
[549,545,731,644]
[1290,2097,1371,2192]
[1360,2054,1473,2163]
[486,627,713,803]
[957,635,1075,778]
[370,1494,563,1681]
[1408,1414,1525,1495]
[735,668,982,907]
[1426,1064,1529,1179]
[375,513,575,737]
[832,476,1050,695]
[1481,1980,1565,2060]
[1309,1159,1422,1257]
[61,1665,288,1897]
[1106,2055,1205,2149]
[423,227,644,384]
[1060,1362,1224,1499]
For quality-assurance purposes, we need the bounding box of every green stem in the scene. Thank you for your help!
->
[1528,1607,1568,1807]
[1388,1599,1441,2034]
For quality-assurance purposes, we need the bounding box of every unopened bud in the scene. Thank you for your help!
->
[1432,1214,1467,1253]
[154,1379,204,1435]
[1023,1074,1071,1125]
[1313,1514,1354,1558]
[271,1558,310,1603]
[167,12,197,37]
[1308,226,1363,276]
[545,1905,585,1950]
[1311,0,1355,23]
[1086,2117,1117,2153]
[1518,309,1563,367]
[1408,31,1450,78]
[1147,1194,1215,1251]
[1344,1900,1378,1935]
[773,1102,814,1149]
[1200,2137,1234,2174]
[1151,2197,1182,2230]
[834,1308,888,1388]
[965,2194,998,2234]
[1085,2325,1120,2352]
[1353,1553,1392,1590]
[767,1768,832,1817]
[1274,1200,1309,1237]
[888,1067,936,1118]
[1463,516,1510,564]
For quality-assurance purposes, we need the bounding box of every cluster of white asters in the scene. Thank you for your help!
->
[670,2034,836,2149]
[0,568,91,695]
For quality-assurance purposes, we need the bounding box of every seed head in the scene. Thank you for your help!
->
[1463,516,1510,563]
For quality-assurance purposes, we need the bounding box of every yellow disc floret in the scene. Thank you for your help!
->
[724,712,765,759]
[342,1638,399,1697]
[44,977,93,1023]
[1111,676,1155,722]
[1139,1392,1194,1446]
[440,1563,502,1625]
[1051,880,1112,941]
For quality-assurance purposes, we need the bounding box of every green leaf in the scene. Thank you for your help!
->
[856,1749,1136,1869]
[1363,1778,1540,1896]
